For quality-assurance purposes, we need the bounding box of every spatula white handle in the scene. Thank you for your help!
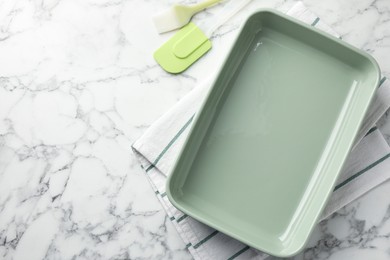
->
[192,0,222,13]
[198,0,253,38]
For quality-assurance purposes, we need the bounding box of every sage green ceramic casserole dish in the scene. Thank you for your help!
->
[166,9,380,257]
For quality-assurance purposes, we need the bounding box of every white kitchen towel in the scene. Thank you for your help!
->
[132,2,390,259]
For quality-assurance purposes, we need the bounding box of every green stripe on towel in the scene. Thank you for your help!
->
[311,17,320,26]
[334,153,390,191]
[146,115,195,172]
[193,230,219,249]
[227,245,250,260]
[365,126,377,137]
[379,76,387,87]
[177,214,188,223]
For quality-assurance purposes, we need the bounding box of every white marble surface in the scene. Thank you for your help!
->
[0,0,389,259]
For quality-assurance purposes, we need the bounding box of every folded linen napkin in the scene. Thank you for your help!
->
[132,2,390,259]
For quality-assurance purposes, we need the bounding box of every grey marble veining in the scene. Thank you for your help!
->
[0,0,389,259]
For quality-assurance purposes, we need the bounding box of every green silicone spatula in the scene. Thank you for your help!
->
[154,0,252,74]
[153,0,222,34]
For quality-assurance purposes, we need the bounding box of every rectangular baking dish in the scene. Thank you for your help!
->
[166,9,380,257]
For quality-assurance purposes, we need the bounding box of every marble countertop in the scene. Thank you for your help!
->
[0,0,389,259]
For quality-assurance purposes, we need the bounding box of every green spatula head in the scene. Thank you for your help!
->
[154,22,212,74]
